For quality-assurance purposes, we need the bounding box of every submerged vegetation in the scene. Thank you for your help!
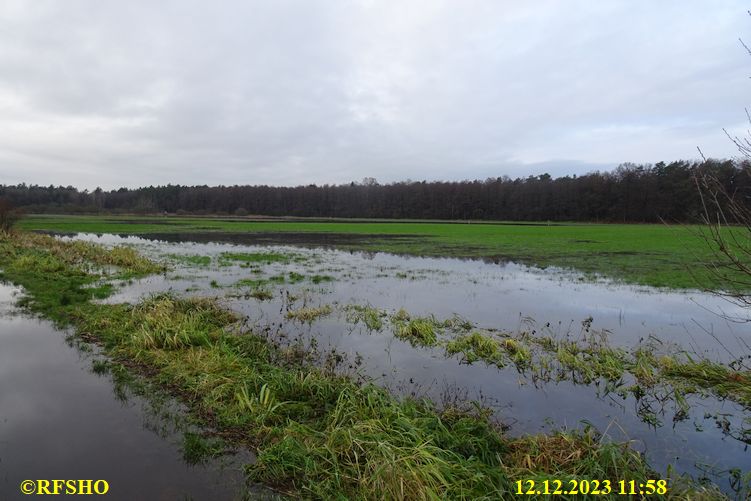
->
[345,304,386,331]
[219,251,295,265]
[167,253,212,267]
[347,304,751,417]
[0,230,742,499]
[247,288,274,301]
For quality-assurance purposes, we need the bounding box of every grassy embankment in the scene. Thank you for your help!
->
[19,214,744,290]
[0,230,730,499]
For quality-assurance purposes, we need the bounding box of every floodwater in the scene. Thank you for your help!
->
[0,283,258,500]
[26,233,751,495]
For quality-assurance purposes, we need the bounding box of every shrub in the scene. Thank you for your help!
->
[0,198,21,233]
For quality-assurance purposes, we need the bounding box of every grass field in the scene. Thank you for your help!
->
[17,214,744,289]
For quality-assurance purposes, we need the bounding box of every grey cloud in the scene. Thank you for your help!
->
[0,0,748,189]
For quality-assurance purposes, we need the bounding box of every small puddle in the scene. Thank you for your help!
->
[0,283,264,500]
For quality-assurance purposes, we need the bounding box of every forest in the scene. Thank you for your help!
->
[2,158,750,222]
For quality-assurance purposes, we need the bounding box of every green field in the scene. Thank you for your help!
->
[17,214,744,289]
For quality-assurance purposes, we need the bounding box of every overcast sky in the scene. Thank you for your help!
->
[0,1,748,189]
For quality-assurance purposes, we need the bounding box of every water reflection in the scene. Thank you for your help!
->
[0,283,260,501]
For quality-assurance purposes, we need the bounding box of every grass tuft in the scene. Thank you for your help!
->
[286,305,333,322]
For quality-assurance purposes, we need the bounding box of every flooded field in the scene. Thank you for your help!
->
[0,282,259,500]
[55,232,751,496]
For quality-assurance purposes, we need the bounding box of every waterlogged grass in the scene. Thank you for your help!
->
[391,312,441,347]
[503,430,727,499]
[269,274,287,284]
[167,253,212,267]
[287,271,305,283]
[382,310,478,350]
[445,333,533,368]
[660,358,751,407]
[235,278,271,289]
[19,213,749,289]
[78,292,705,499]
[248,288,274,301]
[235,272,334,290]
[91,358,110,375]
[10,232,163,276]
[446,332,507,366]
[182,432,228,465]
[347,304,751,415]
[0,231,732,499]
[345,304,387,331]
[219,251,293,265]
[70,296,514,498]
[285,305,333,322]
[0,232,162,322]
[310,274,334,284]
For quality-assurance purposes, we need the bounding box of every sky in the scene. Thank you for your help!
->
[0,1,749,190]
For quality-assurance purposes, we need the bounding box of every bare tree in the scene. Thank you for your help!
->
[694,12,751,315]
[694,167,751,310]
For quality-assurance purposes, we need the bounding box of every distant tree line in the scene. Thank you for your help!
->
[2,159,750,222]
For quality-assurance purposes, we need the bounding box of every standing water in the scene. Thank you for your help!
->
[0,282,258,500]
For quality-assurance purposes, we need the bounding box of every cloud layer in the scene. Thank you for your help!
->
[0,1,748,189]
